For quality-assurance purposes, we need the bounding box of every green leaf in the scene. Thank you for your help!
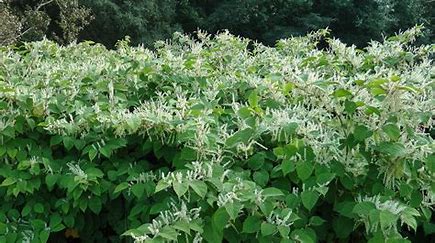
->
[248,90,259,107]
[376,142,406,157]
[401,209,419,232]
[85,167,104,178]
[332,89,352,98]
[114,182,129,194]
[7,148,17,158]
[225,202,243,220]
[225,128,254,148]
[39,230,50,243]
[261,222,277,236]
[427,154,435,173]
[243,216,261,233]
[131,183,146,198]
[277,225,290,238]
[253,170,269,187]
[309,216,326,226]
[296,162,313,181]
[88,147,98,161]
[155,180,170,193]
[382,123,401,140]
[282,159,295,175]
[353,202,376,216]
[173,220,190,234]
[301,190,319,211]
[49,214,62,228]
[33,203,44,214]
[159,226,178,241]
[285,194,301,209]
[292,229,315,243]
[99,145,112,158]
[1,177,17,186]
[190,180,208,198]
[88,196,102,214]
[262,187,284,197]
[213,207,230,231]
[380,210,398,230]
[45,174,58,191]
[173,181,189,198]
[333,216,354,238]
[50,135,63,146]
[63,137,75,150]
[354,125,372,141]
[247,153,265,170]
[316,172,335,185]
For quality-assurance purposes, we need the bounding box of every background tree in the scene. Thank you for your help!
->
[79,0,180,47]
[0,0,92,45]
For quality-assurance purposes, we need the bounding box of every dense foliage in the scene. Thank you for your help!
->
[0,28,434,242]
[0,0,92,45]
[2,0,434,48]
[79,0,434,47]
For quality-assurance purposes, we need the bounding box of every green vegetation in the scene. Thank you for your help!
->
[0,27,434,242]
[1,0,433,47]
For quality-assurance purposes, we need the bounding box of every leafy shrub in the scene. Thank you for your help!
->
[0,27,434,242]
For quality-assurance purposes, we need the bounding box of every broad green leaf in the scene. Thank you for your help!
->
[39,230,50,243]
[99,145,112,158]
[296,162,313,181]
[277,225,290,238]
[17,160,31,170]
[212,207,230,231]
[173,220,190,234]
[33,203,44,213]
[243,215,261,233]
[1,178,17,186]
[21,205,32,217]
[114,182,129,194]
[88,196,102,214]
[131,183,146,198]
[354,125,372,141]
[292,229,315,243]
[49,214,62,228]
[155,180,170,193]
[248,153,265,170]
[173,181,189,198]
[50,135,63,146]
[190,180,208,198]
[262,187,284,197]
[261,222,277,236]
[248,90,259,107]
[401,210,418,232]
[427,154,435,173]
[88,147,98,161]
[225,128,254,148]
[7,148,17,158]
[253,170,269,187]
[382,123,401,140]
[86,167,104,178]
[301,190,319,210]
[159,226,178,241]
[225,202,243,220]
[376,142,406,157]
[63,137,75,150]
[380,210,398,230]
[332,89,352,98]
[282,159,295,175]
[309,216,326,226]
[353,202,376,216]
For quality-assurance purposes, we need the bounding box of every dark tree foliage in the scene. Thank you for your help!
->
[79,0,181,47]
[2,0,434,48]
[1,0,92,45]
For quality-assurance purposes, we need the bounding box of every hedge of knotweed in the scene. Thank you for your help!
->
[0,27,434,243]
